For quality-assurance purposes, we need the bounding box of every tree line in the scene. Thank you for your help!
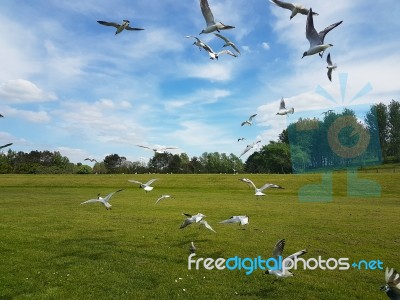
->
[0,100,398,174]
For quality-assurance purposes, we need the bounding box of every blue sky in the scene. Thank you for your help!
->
[0,0,399,164]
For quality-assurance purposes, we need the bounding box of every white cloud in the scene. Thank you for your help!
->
[0,79,57,104]
[262,42,270,50]
[182,61,235,81]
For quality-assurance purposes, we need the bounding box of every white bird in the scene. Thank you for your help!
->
[239,178,284,196]
[0,143,13,150]
[265,239,307,279]
[199,0,235,34]
[302,9,343,58]
[381,268,400,300]
[194,40,237,60]
[214,33,240,54]
[241,114,257,126]
[269,0,318,20]
[186,35,208,51]
[276,98,294,115]
[180,213,206,229]
[136,145,178,154]
[128,179,158,192]
[80,189,124,210]
[155,194,173,204]
[97,20,144,35]
[237,137,246,142]
[189,241,196,254]
[326,53,337,82]
[219,215,249,226]
[84,158,98,163]
[239,140,261,158]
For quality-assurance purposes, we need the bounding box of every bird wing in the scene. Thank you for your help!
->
[155,195,167,204]
[219,216,238,224]
[125,26,144,31]
[128,179,143,185]
[259,183,283,192]
[81,198,100,205]
[145,178,158,186]
[242,178,257,189]
[318,20,343,43]
[102,189,124,203]
[200,0,215,26]
[326,53,333,66]
[241,121,249,126]
[327,68,332,82]
[214,33,229,43]
[136,145,153,150]
[217,49,237,57]
[180,218,194,229]
[249,114,257,121]
[269,0,295,11]
[239,145,251,157]
[386,268,400,292]
[306,9,321,47]
[97,21,120,28]
[279,98,286,110]
[200,220,216,232]
[272,239,285,257]
[0,143,13,150]
[229,43,241,54]
[285,249,307,268]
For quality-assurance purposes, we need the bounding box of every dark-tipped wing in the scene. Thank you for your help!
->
[327,68,333,82]
[272,239,285,257]
[326,53,333,66]
[125,26,144,31]
[306,8,321,46]
[97,21,120,28]
[200,0,215,26]
[386,268,400,292]
[279,98,286,110]
[318,20,343,43]
[249,114,257,121]
[0,143,13,150]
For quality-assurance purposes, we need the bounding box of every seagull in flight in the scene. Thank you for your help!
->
[199,220,216,233]
[84,158,98,163]
[241,114,257,126]
[136,145,178,154]
[155,194,173,204]
[321,109,335,116]
[219,215,249,226]
[128,179,158,192]
[237,137,246,142]
[269,0,318,20]
[276,98,294,115]
[80,189,124,210]
[0,143,13,150]
[214,33,241,54]
[239,140,261,158]
[180,213,206,229]
[302,8,343,58]
[97,19,144,35]
[199,0,235,34]
[265,239,307,279]
[326,53,337,81]
[381,267,400,299]
[239,178,284,196]
[186,35,208,51]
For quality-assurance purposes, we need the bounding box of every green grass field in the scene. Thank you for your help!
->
[0,173,399,299]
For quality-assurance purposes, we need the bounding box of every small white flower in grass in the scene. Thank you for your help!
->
[182,289,186,292]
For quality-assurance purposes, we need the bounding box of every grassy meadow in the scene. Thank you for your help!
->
[0,172,399,299]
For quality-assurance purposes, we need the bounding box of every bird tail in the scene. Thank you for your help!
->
[332,63,337,70]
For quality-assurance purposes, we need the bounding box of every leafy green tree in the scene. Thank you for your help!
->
[388,100,400,161]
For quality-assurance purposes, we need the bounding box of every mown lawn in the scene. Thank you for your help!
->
[0,172,398,299]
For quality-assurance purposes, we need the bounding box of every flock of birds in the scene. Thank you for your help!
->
[1,0,397,297]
